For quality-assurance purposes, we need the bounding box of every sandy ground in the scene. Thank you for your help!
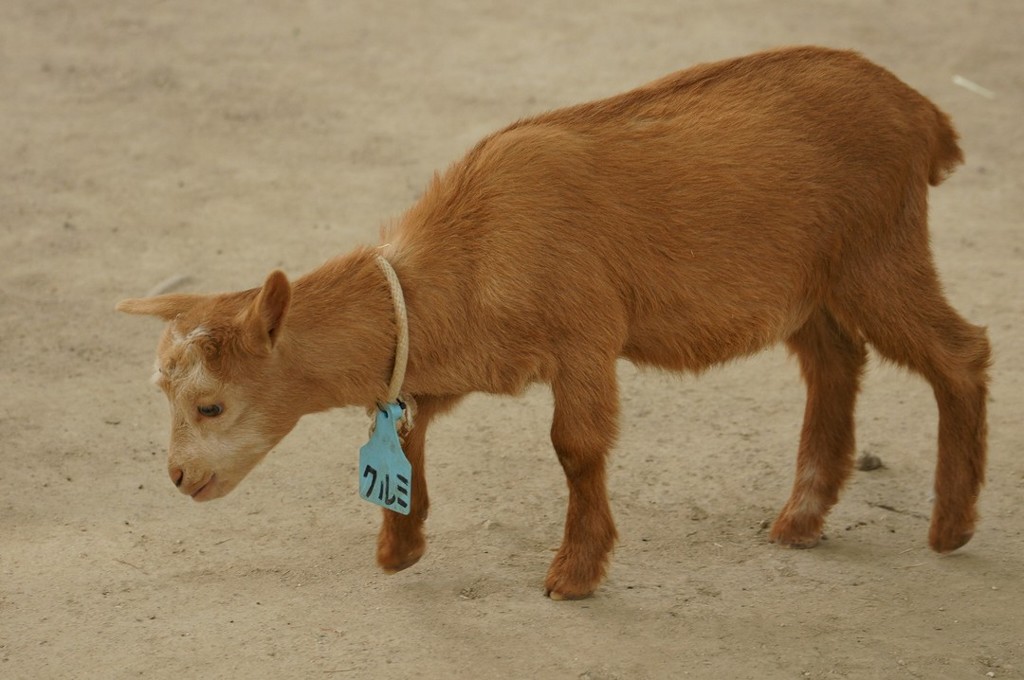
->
[2,1,1022,678]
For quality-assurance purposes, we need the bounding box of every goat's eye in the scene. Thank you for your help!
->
[197,404,224,418]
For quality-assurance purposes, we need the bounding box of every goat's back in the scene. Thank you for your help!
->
[393,46,963,376]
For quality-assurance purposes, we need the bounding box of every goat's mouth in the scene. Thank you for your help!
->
[190,474,218,502]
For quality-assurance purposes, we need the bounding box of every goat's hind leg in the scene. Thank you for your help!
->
[545,358,620,600]
[834,256,990,553]
[771,309,867,548]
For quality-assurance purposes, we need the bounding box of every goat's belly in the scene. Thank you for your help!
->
[621,300,810,371]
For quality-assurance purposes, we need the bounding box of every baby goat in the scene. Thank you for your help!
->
[118,46,990,599]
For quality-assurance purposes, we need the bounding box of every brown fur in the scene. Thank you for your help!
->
[118,46,989,599]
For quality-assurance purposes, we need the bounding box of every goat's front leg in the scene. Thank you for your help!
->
[376,395,457,573]
[545,360,620,600]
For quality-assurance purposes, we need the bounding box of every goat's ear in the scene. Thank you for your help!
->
[116,294,200,320]
[242,270,291,351]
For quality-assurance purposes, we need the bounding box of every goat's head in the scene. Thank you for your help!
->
[117,271,300,501]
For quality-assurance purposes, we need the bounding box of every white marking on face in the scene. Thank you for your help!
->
[184,325,209,343]
[176,355,214,394]
[159,328,217,396]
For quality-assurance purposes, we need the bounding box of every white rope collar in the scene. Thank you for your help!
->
[374,252,414,431]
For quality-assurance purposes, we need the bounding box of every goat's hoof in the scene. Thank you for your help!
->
[929,507,976,553]
[377,540,426,574]
[771,534,822,549]
[769,517,823,549]
[544,569,599,600]
[929,525,974,554]
[544,584,594,601]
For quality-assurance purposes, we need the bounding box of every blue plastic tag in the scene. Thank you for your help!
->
[358,402,412,515]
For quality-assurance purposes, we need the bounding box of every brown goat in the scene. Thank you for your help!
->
[118,46,990,599]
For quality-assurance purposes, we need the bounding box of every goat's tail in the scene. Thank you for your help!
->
[929,104,965,186]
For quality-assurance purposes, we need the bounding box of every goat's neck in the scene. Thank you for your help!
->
[279,248,398,413]
[278,242,467,414]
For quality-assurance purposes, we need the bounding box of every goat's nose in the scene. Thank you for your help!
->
[169,466,184,487]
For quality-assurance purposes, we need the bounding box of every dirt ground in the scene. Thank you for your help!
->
[2,1,1022,678]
